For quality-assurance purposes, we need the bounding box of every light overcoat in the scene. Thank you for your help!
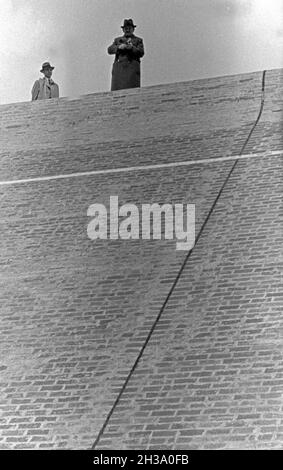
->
[31,77,59,101]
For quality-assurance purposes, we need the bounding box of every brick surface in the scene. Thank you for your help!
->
[96,154,282,450]
[0,69,282,449]
[0,72,262,180]
[0,163,233,449]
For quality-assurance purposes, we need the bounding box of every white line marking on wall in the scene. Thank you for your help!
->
[0,150,282,187]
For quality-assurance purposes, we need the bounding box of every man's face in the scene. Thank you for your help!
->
[43,68,53,79]
[123,25,134,36]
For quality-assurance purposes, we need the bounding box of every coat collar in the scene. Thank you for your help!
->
[41,77,55,85]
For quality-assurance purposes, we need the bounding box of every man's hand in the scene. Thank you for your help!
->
[118,43,126,50]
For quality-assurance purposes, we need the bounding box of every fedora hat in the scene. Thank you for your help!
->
[40,62,55,73]
[121,19,136,29]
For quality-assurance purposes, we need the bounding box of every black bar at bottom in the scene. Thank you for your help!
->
[0,450,277,468]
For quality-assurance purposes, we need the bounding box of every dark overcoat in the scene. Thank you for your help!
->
[108,34,144,91]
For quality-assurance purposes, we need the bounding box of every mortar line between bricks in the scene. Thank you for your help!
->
[0,150,282,187]
[91,69,267,449]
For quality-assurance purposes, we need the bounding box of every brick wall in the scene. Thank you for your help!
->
[0,69,282,449]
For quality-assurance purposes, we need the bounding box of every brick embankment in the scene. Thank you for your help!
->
[96,155,282,450]
[95,69,283,450]
[0,71,262,180]
[0,69,282,449]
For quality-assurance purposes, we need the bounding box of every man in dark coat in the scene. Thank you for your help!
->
[108,19,144,91]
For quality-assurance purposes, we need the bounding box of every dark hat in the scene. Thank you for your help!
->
[121,19,136,29]
[40,62,55,73]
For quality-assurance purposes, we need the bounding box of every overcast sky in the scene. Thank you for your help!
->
[0,0,283,104]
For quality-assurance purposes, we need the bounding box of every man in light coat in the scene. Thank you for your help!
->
[108,19,144,91]
[31,62,59,101]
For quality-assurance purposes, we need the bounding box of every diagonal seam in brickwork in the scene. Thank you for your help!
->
[91,70,267,449]
[1,68,282,450]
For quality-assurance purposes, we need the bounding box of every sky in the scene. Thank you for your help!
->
[0,0,283,104]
